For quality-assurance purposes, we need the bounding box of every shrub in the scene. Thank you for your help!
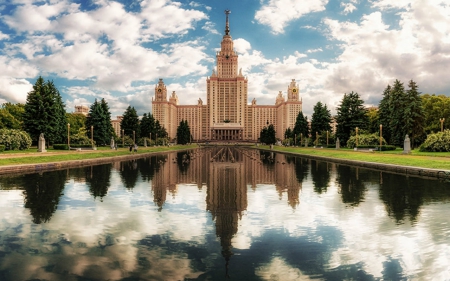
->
[374,145,397,151]
[0,128,32,150]
[53,144,69,150]
[0,145,5,152]
[419,130,450,152]
[70,128,93,145]
[69,144,94,148]
[347,133,387,149]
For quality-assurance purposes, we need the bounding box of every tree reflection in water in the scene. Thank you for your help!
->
[335,165,367,206]
[2,147,450,280]
[22,170,67,224]
[85,164,112,201]
[311,160,331,194]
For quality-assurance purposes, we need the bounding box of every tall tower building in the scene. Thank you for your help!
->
[152,11,302,142]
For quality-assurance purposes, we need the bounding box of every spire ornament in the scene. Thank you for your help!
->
[225,10,231,35]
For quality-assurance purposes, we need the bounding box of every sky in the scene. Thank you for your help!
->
[0,0,449,118]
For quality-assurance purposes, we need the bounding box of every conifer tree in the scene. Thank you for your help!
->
[335,91,368,146]
[292,111,309,141]
[23,77,67,145]
[100,98,114,139]
[120,106,140,141]
[85,99,104,145]
[404,80,425,147]
[311,102,331,141]
[176,120,191,144]
[388,80,407,146]
[378,84,392,144]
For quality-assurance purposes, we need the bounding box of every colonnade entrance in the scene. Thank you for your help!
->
[211,129,243,141]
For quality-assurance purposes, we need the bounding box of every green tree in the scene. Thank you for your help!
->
[23,77,67,145]
[176,120,191,144]
[378,84,392,144]
[100,98,115,138]
[311,102,331,142]
[0,103,24,129]
[0,109,21,129]
[46,81,67,144]
[85,99,113,146]
[367,107,379,134]
[404,80,425,147]
[335,91,368,146]
[292,111,309,142]
[421,94,450,134]
[140,113,154,138]
[66,112,86,135]
[120,106,140,142]
[284,127,293,139]
[389,80,408,146]
[260,124,276,145]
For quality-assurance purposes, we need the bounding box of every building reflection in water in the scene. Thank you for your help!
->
[149,147,302,276]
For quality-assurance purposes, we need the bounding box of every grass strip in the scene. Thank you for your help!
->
[0,145,198,167]
[263,146,450,170]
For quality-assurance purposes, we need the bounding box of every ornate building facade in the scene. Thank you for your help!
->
[152,11,302,141]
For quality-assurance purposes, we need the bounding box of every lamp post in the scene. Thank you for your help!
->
[300,133,303,146]
[122,129,124,148]
[379,124,382,151]
[150,133,152,146]
[133,130,135,144]
[327,130,329,146]
[315,131,318,146]
[91,126,93,147]
[356,127,359,147]
[294,134,297,146]
[440,118,445,132]
[67,123,70,147]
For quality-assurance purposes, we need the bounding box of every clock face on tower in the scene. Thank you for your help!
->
[225,55,229,60]
[293,88,297,93]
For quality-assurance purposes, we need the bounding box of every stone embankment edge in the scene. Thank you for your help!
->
[255,147,450,180]
[0,148,198,176]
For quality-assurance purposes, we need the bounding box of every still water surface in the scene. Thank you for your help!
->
[1,147,450,280]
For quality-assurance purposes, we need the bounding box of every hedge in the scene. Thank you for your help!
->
[69,144,94,148]
[53,144,69,150]
[0,145,5,152]
[374,145,397,151]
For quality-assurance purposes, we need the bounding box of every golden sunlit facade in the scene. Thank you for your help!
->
[152,11,302,141]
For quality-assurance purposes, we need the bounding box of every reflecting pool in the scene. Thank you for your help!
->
[1,147,450,280]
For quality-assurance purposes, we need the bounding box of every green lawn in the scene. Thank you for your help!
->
[262,146,450,170]
[0,145,198,166]
[2,144,450,171]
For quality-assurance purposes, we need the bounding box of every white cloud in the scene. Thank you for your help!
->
[0,77,33,103]
[255,0,328,34]
[307,48,323,53]
[341,2,357,14]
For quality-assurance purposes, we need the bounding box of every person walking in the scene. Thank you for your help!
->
[129,144,133,153]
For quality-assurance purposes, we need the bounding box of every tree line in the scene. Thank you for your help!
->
[0,76,446,149]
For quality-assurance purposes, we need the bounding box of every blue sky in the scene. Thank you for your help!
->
[0,0,449,118]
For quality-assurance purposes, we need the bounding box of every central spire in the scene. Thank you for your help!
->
[224,10,231,35]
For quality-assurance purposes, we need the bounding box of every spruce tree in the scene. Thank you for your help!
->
[85,99,104,145]
[378,84,392,144]
[404,80,425,147]
[292,111,309,141]
[120,106,140,141]
[176,120,191,144]
[23,77,67,145]
[335,91,368,146]
[100,98,114,140]
[311,102,331,141]
[388,80,407,146]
